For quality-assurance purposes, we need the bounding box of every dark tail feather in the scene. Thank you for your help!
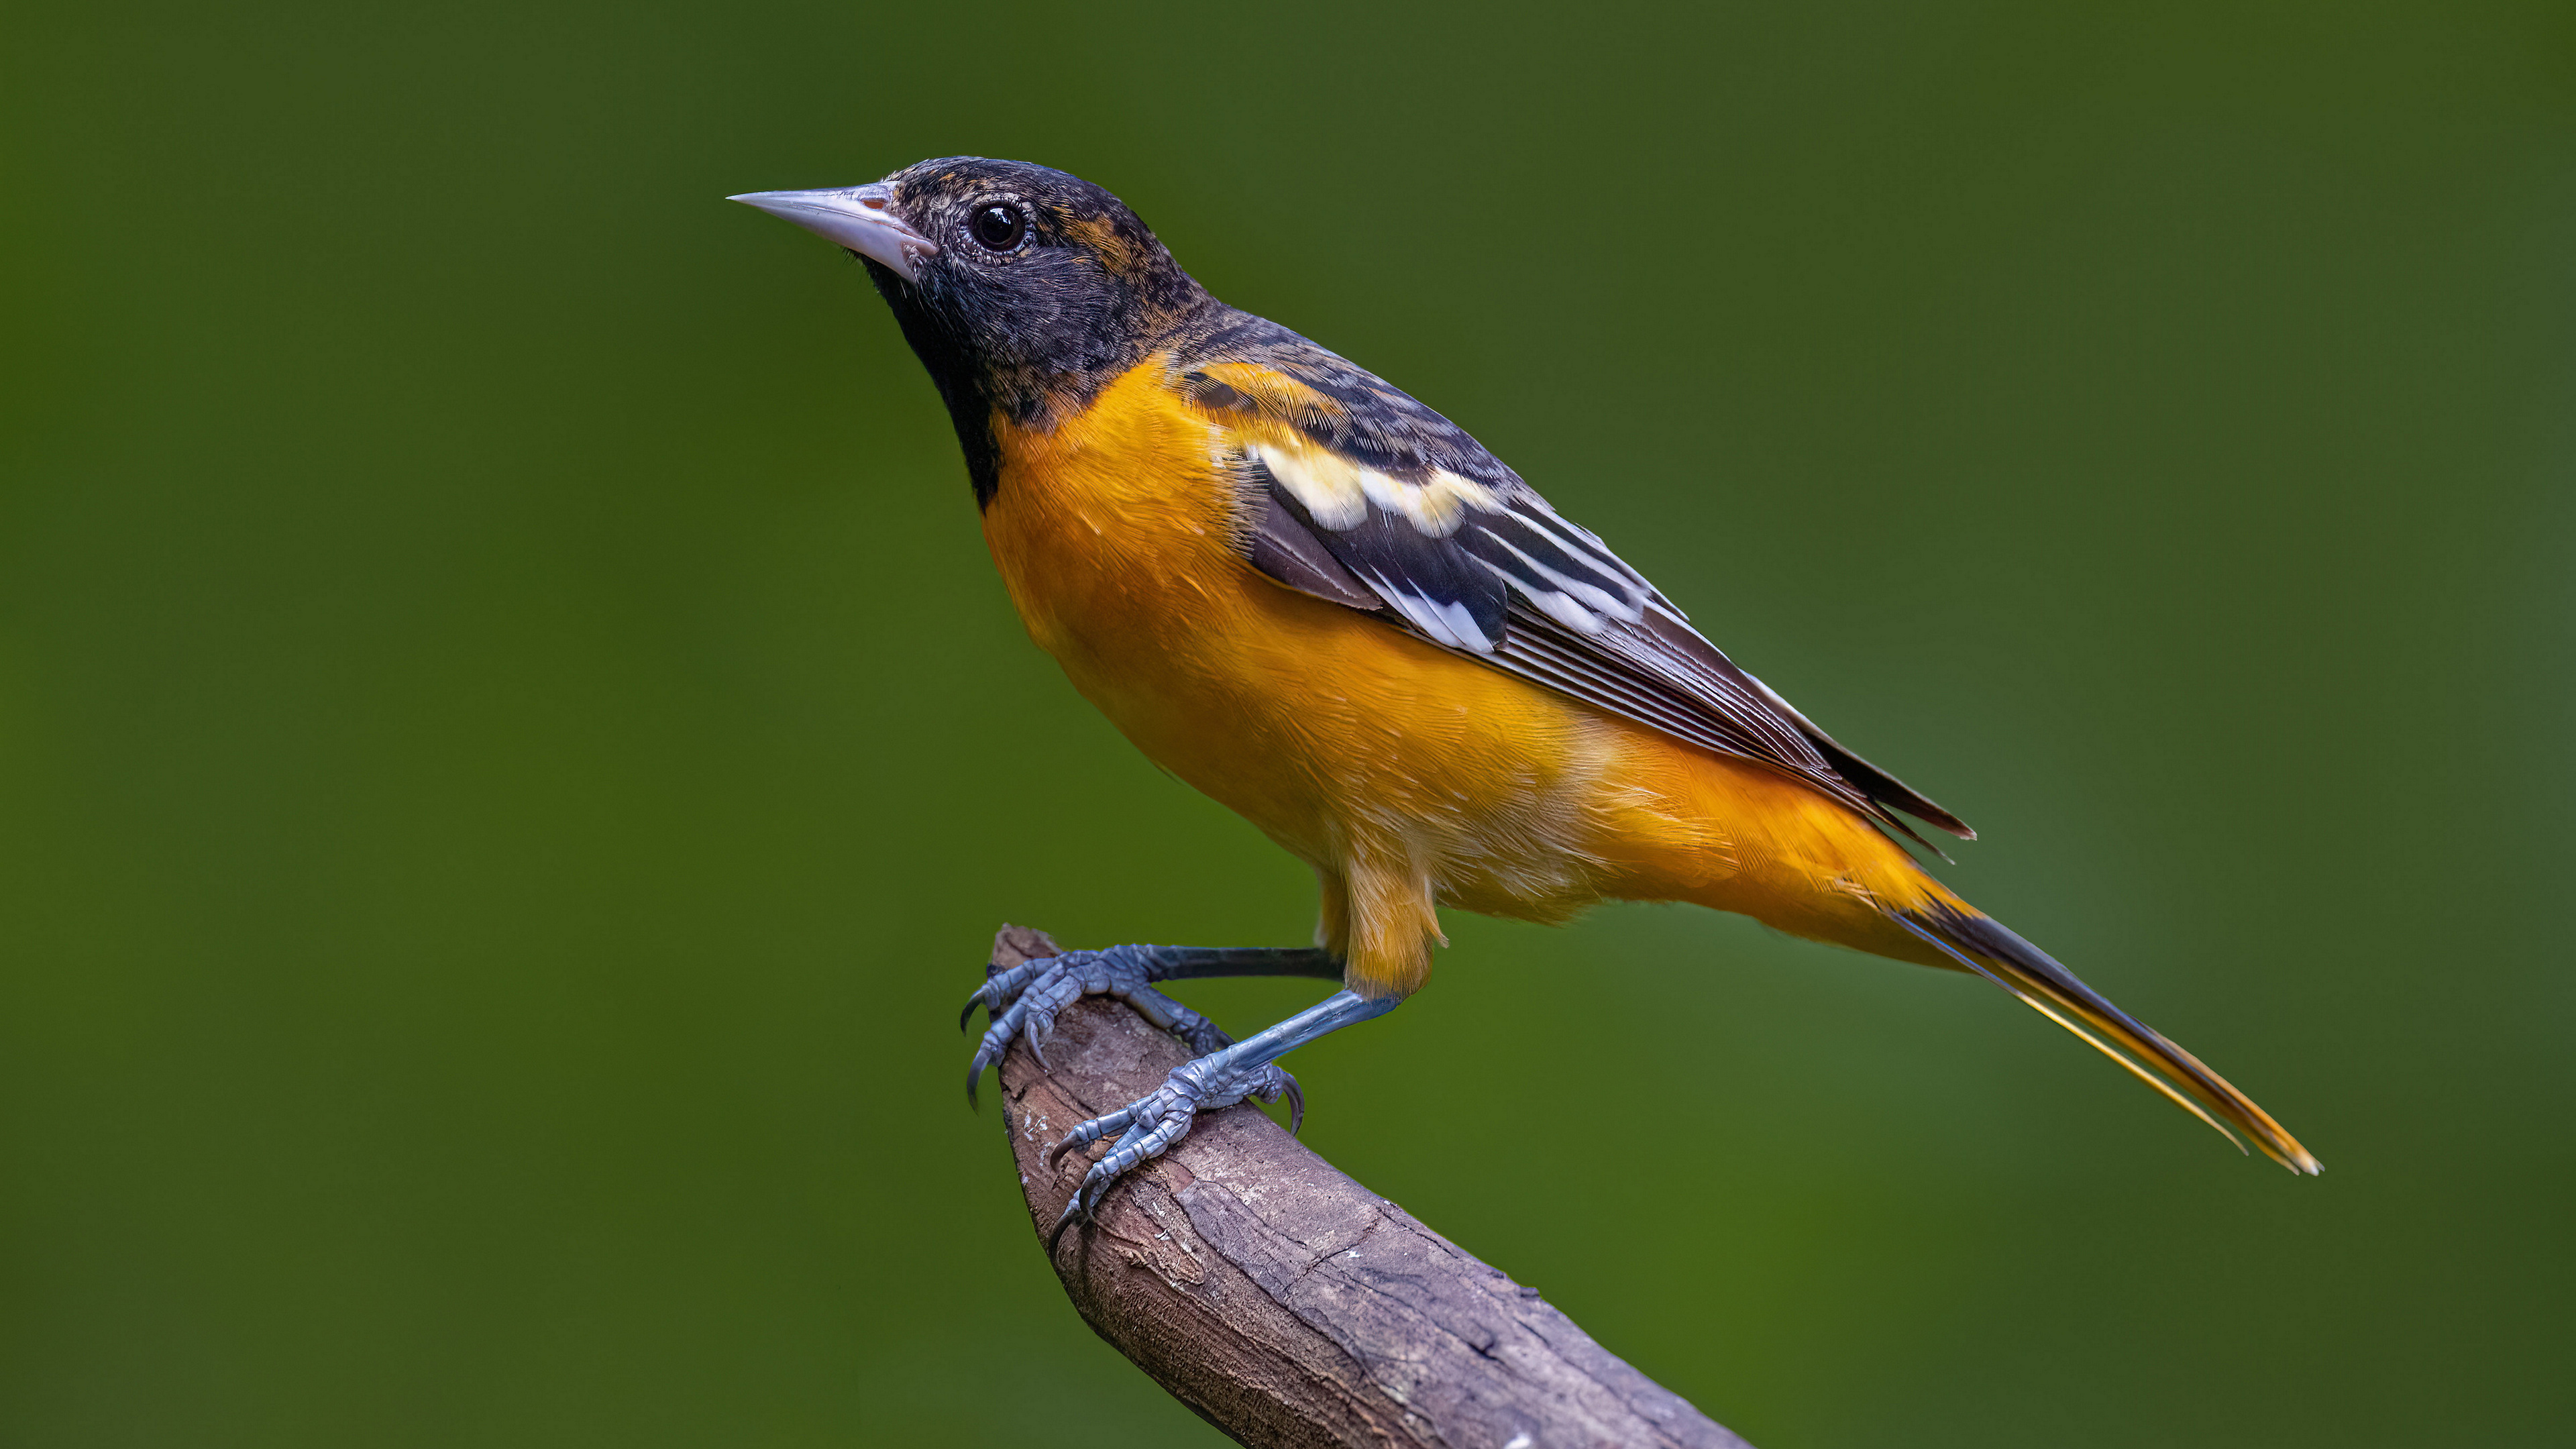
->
[1894,907,2321,1175]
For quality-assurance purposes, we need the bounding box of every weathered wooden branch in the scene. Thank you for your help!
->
[987,926,1755,1449]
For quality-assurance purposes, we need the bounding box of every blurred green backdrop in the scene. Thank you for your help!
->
[4,2,2570,1445]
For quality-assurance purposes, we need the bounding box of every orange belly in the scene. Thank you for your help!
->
[979,361,1964,994]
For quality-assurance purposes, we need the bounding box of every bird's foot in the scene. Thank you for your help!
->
[964,945,1290,1108]
[1041,1048,1295,1248]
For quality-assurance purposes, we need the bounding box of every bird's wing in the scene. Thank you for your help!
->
[1171,312,1973,842]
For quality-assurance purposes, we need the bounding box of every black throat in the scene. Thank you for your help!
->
[865,254,1210,509]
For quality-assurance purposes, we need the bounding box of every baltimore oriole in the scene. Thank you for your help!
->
[733,158,2318,1235]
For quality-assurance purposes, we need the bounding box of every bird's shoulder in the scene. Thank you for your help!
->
[1159,309,1524,488]
[1157,309,1611,649]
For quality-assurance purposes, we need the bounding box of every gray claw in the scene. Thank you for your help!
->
[960,958,1047,1037]
[1045,1109,1122,1168]
[1046,1191,1086,1254]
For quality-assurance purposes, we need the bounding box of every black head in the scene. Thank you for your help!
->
[733,158,1211,501]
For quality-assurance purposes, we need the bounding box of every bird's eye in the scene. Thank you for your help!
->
[969,203,1028,252]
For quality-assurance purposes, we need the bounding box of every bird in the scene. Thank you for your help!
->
[730,158,2319,1236]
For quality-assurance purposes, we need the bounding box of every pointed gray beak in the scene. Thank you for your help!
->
[729,184,938,282]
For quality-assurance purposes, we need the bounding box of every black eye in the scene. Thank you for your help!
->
[969,203,1027,252]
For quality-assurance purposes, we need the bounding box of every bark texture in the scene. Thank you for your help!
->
[989,925,1754,1449]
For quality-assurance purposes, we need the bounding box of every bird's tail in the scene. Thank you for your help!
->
[1893,905,2321,1175]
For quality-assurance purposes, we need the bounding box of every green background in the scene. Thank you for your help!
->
[5,2,2569,1444]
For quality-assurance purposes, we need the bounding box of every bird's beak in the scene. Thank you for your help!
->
[728,184,938,283]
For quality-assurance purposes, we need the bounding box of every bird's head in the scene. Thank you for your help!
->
[732,158,1208,437]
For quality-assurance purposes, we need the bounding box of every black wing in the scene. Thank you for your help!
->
[1174,310,1973,842]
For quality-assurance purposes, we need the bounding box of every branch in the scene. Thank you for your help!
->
[987,926,1756,1449]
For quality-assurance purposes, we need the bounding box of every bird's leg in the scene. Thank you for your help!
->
[963,944,1343,1108]
[1041,989,1402,1248]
